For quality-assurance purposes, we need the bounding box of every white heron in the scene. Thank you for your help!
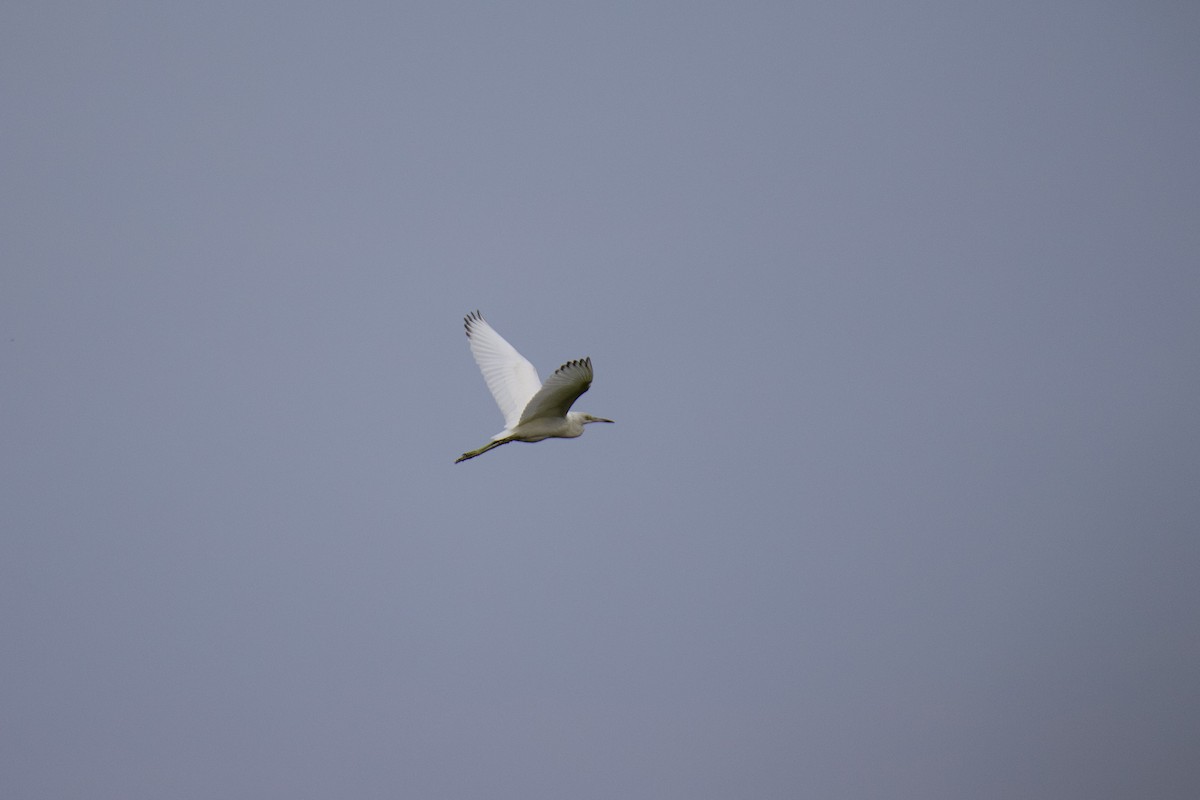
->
[455,310,613,463]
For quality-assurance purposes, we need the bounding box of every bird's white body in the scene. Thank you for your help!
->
[504,413,588,442]
[456,311,612,463]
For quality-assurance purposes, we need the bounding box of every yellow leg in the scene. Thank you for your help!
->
[455,438,512,463]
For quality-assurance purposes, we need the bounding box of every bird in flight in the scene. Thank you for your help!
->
[455,310,613,463]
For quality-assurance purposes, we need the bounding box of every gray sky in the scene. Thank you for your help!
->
[3,2,1199,798]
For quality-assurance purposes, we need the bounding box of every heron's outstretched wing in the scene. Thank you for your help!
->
[519,358,593,424]
[464,311,542,429]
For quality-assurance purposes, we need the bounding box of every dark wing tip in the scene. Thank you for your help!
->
[463,310,482,337]
[554,358,594,383]
[557,358,584,374]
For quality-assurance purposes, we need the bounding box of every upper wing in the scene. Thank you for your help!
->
[518,357,593,424]
[464,311,542,429]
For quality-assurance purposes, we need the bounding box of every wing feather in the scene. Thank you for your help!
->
[518,357,593,424]
[464,311,542,429]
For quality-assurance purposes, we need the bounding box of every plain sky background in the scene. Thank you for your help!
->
[3,2,1199,798]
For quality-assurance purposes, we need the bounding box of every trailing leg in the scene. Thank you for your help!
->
[455,438,512,463]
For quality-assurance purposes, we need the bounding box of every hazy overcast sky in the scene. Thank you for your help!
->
[3,2,1199,798]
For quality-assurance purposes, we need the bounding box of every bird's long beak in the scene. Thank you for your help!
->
[596,417,614,423]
